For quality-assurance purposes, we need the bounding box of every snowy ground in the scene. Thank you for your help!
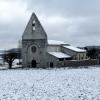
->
[0,67,100,100]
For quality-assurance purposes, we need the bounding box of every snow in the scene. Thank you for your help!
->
[48,40,67,45]
[0,67,100,100]
[64,45,86,52]
[48,52,71,58]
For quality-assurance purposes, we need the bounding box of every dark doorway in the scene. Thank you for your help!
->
[50,62,53,68]
[31,59,37,68]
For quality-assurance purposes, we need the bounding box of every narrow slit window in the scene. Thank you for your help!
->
[32,21,35,31]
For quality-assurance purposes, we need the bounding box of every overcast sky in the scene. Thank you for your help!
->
[0,0,100,49]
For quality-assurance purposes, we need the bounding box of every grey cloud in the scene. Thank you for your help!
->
[26,0,100,17]
[25,0,100,46]
[78,18,100,33]
[0,0,100,49]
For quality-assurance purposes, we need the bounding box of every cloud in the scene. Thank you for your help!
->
[0,0,100,49]
[26,0,100,17]
[0,0,29,49]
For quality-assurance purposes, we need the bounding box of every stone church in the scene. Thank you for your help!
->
[22,13,86,68]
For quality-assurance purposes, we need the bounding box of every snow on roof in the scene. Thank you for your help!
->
[48,40,67,45]
[63,46,86,52]
[48,52,71,58]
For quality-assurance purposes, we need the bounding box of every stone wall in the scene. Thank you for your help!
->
[22,39,47,67]
[57,59,100,67]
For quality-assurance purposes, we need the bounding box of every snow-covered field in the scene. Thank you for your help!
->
[0,67,100,100]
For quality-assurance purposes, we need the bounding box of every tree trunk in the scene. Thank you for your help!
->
[9,62,12,69]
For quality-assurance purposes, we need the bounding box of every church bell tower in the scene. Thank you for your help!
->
[22,13,47,67]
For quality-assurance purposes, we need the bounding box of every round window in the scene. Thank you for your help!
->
[31,46,37,53]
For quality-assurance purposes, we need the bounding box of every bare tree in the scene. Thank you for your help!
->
[2,52,17,69]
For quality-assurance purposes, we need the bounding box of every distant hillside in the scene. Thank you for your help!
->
[85,46,100,49]
[0,50,4,56]
[78,46,100,50]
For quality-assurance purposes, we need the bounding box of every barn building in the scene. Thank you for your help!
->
[22,13,86,68]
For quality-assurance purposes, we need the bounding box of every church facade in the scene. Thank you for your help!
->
[22,13,86,68]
